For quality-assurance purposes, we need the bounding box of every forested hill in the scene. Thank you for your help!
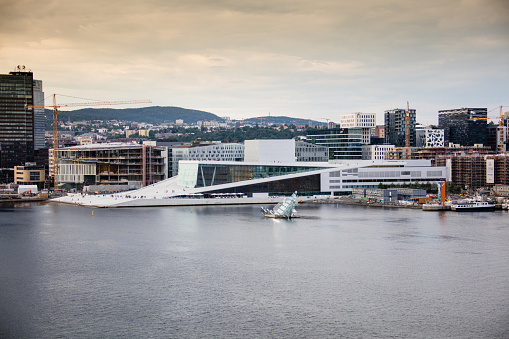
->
[242,116,326,127]
[45,106,224,124]
[44,106,327,127]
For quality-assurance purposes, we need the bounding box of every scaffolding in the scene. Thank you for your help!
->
[436,154,509,189]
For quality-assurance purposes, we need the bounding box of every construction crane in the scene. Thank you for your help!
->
[26,94,151,190]
[405,101,411,159]
[469,105,508,154]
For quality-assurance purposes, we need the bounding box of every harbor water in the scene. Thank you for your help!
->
[1,202,508,338]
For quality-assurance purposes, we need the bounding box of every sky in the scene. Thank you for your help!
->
[1,0,508,125]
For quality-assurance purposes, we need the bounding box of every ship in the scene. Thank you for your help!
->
[450,199,496,212]
[262,191,299,219]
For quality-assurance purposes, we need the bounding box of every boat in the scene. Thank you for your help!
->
[450,199,496,212]
[262,191,299,219]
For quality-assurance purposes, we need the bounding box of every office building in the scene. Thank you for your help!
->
[306,128,363,159]
[416,126,445,148]
[14,163,45,186]
[438,108,487,146]
[340,112,376,144]
[295,141,329,162]
[33,80,45,150]
[362,144,394,160]
[384,108,416,147]
[0,69,35,170]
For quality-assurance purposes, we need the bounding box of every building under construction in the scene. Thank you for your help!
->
[435,154,509,190]
[386,146,491,165]
[51,142,168,190]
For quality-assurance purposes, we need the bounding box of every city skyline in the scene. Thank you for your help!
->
[1,0,508,125]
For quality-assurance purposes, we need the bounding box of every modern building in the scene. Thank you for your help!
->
[416,126,445,148]
[0,69,35,170]
[55,157,448,207]
[33,80,45,150]
[438,107,488,146]
[362,144,394,160]
[54,142,168,189]
[340,112,376,144]
[384,108,416,147]
[175,159,447,196]
[172,142,244,176]
[244,139,294,163]
[306,128,363,160]
[14,163,45,186]
[295,141,328,162]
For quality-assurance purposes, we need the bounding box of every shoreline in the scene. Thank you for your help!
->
[305,196,428,209]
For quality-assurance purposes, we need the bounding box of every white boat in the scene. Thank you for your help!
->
[450,199,496,212]
[262,191,299,219]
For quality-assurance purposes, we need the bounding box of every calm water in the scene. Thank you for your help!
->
[1,202,508,338]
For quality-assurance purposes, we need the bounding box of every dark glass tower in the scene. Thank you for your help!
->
[0,70,35,169]
[384,108,416,147]
[306,127,362,159]
[438,108,487,146]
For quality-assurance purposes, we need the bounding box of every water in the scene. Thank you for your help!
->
[1,202,508,338]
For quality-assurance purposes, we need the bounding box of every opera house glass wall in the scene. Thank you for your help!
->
[178,162,328,188]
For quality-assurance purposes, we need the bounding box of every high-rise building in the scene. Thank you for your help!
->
[384,108,416,147]
[33,80,45,150]
[0,69,35,169]
[340,112,376,144]
[438,107,487,146]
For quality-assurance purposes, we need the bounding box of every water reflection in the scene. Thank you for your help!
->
[0,203,508,338]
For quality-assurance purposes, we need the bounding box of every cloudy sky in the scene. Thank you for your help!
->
[1,0,508,124]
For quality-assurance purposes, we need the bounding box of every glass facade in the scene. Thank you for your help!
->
[384,108,416,147]
[306,128,362,159]
[0,71,34,169]
[204,174,322,196]
[438,108,487,146]
[178,162,328,188]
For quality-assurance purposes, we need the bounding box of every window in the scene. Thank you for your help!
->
[29,171,40,181]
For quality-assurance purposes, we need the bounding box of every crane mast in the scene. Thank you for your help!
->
[26,95,151,190]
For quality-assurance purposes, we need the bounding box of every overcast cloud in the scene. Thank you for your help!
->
[1,0,508,124]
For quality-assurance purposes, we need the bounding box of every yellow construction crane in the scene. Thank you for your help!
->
[26,94,151,190]
[470,105,508,154]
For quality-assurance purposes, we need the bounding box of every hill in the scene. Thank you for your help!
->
[44,106,327,127]
[242,116,326,127]
[45,106,224,124]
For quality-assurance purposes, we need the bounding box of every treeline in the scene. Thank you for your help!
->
[155,126,306,142]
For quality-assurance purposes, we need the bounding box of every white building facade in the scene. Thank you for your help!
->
[244,139,295,163]
[416,128,445,148]
[172,142,244,176]
[295,141,329,162]
[362,144,395,160]
[340,112,376,144]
